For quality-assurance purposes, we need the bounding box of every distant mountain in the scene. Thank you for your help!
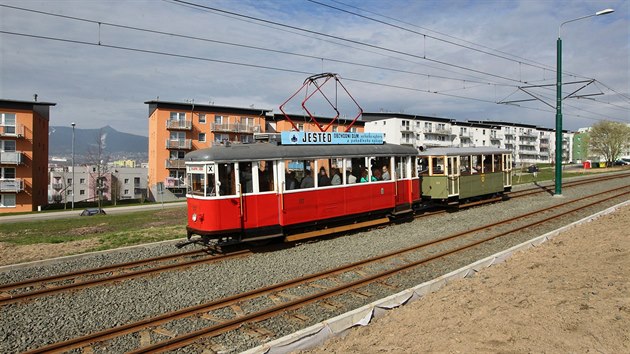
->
[49,125,148,160]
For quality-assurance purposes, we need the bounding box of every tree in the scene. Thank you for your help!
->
[589,121,630,166]
[86,128,110,210]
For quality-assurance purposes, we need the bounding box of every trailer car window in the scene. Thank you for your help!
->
[218,163,236,196]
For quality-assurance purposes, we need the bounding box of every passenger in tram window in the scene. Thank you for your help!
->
[372,168,382,181]
[285,171,298,190]
[318,166,331,186]
[381,166,390,180]
[300,169,314,188]
[346,168,357,184]
[360,168,369,183]
[330,167,342,185]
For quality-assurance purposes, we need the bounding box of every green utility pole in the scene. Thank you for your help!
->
[555,37,562,196]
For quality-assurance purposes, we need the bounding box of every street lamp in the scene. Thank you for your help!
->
[71,122,76,210]
[555,8,614,196]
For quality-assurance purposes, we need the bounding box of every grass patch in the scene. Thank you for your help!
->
[0,207,188,248]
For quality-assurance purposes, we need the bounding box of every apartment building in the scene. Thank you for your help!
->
[0,99,55,212]
[48,165,148,205]
[364,112,574,166]
[145,100,271,201]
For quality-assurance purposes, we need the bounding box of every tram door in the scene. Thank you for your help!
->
[447,156,460,196]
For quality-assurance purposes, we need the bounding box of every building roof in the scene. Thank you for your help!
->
[362,112,453,123]
[0,98,56,108]
[144,100,271,116]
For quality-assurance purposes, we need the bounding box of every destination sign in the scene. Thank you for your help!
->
[281,132,384,145]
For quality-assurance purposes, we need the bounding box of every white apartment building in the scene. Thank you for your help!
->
[363,113,573,166]
[48,165,148,206]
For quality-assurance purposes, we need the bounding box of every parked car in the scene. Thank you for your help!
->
[614,159,630,166]
[80,208,107,216]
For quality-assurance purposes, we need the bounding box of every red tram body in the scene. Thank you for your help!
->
[185,135,420,244]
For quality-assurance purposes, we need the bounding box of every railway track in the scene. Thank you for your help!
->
[2,172,628,306]
[0,248,251,306]
[23,184,630,353]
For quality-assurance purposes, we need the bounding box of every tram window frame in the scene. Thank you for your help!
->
[482,154,493,173]
[418,157,429,176]
[472,155,482,174]
[315,158,332,187]
[431,156,445,176]
[394,156,407,179]
[460,155,472,175]
[258,160,275,193]
[238,162,253,194]
[217,162,237,196]
[329,158,343,186]
[493,154,502,172]
[295,159,315,189]
[188,172,205,196]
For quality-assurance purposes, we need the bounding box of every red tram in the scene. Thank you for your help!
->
[184,133,420,244]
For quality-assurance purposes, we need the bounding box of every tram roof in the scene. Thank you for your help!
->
[418,147,511,157]
[185,142,418,163]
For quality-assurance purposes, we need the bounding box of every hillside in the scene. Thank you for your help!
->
[49,125,148,160]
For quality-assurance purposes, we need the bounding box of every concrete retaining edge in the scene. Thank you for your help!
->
[242,199,630,354]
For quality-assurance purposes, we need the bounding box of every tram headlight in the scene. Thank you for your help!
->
[192,213,197,222]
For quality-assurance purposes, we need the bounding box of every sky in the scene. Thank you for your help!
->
[0,0,628,136]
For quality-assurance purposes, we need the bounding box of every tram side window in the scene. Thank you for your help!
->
[460,155,472,175]
[239,162,253,194]
[258,160,275,192]
[316,158,331,186]
[348,157,364,183]
[330,158,343,185]
[284,160,300,190]
[431,157,445,175]
[218,163,236,196]
[298,160,315,189]
[483,154,493,173]
[472,155,482,174]
[395,156,407,179]
[421,158,430,175]
[493,154,502,171]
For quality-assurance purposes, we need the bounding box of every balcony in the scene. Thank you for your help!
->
[0,124,25,137]
[211,123,261,134]
[540,143,549,148]
[165,139,192,150]
[425,127,452,135]
[0,178,23,192]
[400,126,412,132]
[166,120,192,131]
[165,159,186,169]
[0,151,22,165]
[519,131,535,137]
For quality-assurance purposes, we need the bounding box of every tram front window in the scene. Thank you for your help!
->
[189,173,204,196]
[431,157,445,175]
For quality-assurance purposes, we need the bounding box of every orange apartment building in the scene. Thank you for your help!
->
[145,100,271,200]
[145,101,366,201]
[0,99,55,213]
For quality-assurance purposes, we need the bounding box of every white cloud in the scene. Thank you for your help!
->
[0,0,627,136]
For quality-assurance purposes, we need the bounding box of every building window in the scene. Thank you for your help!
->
[170,150,185,159]
[80,178,85,184]
[332,126,338,132]
[199,133,206,142]
[215,115,225,124]
[124,178,129,184]
[169,112,186,121]
[0,113,17,135]
[80,190,85,195]
[0,194,16,207]
[67,178,72,185]
[298,124,304,131]
[124,189,129,195]
[67,189,72,196]
[215,134,228,143]
[383,121,386,125]
[199,113,206,124]
[0,139,16,151]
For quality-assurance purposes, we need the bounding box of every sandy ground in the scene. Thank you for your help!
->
[304,204,630,353]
